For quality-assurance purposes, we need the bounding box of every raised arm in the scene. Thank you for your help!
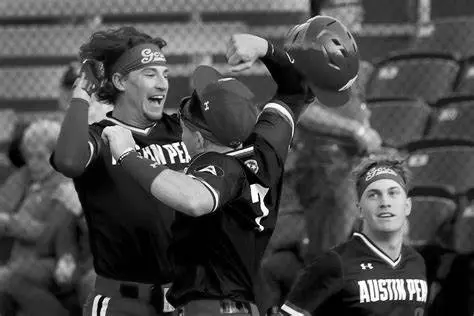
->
[53,61,102,177]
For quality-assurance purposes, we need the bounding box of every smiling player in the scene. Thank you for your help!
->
[281,156,427,316]
[52,26,190,316]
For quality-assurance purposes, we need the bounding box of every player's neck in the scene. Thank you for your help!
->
[112,100,154,128]
[362,227,403,261]
[200,142,234,155]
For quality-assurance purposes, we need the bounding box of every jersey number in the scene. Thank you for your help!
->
[250,183,270,232]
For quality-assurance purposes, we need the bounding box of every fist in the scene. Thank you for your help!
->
[355,126,383,154]
[101,126,137,160]
[226,34,268,72]
[73,59,104,98]
[55,254,76,285]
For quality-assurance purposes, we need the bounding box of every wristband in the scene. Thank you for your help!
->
[263,42,294,68]
[117,147,137,165]
[120,151,168,193]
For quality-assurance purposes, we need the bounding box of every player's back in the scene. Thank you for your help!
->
[168,101,294,307]
[72,113,190,283]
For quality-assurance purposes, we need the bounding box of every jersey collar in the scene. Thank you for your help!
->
[105,113,157,135]
[353,232,402,268]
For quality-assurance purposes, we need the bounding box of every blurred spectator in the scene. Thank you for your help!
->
[289,0,379,257]
[0,119,80,316]
[291,59,380,257]
[257,5,379,309]
[0,109,18,185]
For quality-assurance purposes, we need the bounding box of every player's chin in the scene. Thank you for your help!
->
[143,102,165,121]
[374,220,404,234]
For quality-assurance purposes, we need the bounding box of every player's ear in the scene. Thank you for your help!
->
[112,72,127,92]
[404,197,412,216]
[356,202,363,218]
[194,130,205,151]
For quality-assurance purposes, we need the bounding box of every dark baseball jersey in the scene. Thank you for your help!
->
[281,232,427,316]
[166,100,295,307]
[67,113,190,283]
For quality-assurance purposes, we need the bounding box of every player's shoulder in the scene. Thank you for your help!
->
[403,244,426,264]
[307,249,344,273]
[332,235,360,256]
[186,151,244,178]
[89,117,114,134]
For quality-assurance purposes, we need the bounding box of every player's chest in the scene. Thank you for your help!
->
[342,262,428,307]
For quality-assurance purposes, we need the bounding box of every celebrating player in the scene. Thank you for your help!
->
[52,26,189,316]
[101,16,359,316]
[280,156,428,316]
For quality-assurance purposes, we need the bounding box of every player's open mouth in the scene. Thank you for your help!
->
[377,212,395,218]
[148,96,165,107]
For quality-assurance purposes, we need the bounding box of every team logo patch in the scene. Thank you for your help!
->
[364,167,397,181]
[141,48,166,64]
[244,159,259,174]
[195,165,224,177]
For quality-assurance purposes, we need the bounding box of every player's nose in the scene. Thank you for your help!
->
[154,74,168,91]
[379,193,391,208]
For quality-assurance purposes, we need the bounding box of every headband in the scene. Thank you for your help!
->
[358,166,407,199]
[110,43,167,75]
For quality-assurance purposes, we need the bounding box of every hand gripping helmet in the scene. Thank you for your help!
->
[285,15,360,107]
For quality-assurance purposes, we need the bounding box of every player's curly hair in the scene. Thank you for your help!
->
[352,153,412,197]
[79,26,167,104]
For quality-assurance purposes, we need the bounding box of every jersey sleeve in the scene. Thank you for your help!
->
[185,152,244,212]
[250,99,295,163]
[281,250,344,316]
[84,124,105,168]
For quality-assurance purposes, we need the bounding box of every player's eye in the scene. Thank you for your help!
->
[389,190,400,196]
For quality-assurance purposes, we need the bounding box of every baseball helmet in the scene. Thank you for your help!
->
[284,15,360,107]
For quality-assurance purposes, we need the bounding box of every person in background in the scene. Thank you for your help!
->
[0,119,80,316]
[289,0,380,259]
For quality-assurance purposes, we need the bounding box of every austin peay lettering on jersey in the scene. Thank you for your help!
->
[166,101,296,307]
[103,116,190,166]
[282,232,427,316]
[110,141,190,166]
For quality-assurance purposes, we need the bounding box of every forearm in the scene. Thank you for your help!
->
[149,170,214,216]
[299,103,363,138]
[53,96,92,177]
[119,152,214,216]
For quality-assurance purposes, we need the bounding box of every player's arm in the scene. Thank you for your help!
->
[280,250,344,316]
[53,61,101,178]
[101,126,240,217]
[227,34,309,120]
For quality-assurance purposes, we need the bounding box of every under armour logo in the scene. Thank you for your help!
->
[203,101,210,111]
[285,52,295,64]
[361,263,373,270]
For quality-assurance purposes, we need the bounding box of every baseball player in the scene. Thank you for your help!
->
[52,26,190,316]
[280,156,428,316]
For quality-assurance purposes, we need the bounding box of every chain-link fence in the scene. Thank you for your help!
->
[0,0,474,314]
